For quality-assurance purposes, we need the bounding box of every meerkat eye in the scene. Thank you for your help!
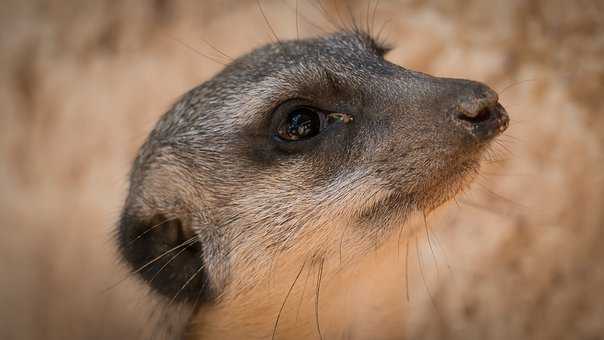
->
[275,106,354,142]
[277,107,324,141]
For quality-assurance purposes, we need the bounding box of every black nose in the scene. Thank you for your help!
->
[453,84,509,141]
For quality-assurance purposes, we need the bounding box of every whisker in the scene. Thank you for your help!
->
[396,215,407,258]
[500,132,525,144]
[429,227,453,273]
[484,158,511,164]
[168,36,228,66]
[494,139,514,156]
[329,0,348,30]
[257,0,281,43]
[299,0,336,32]
[490,141,512,160]
[338,221,349,265]
[147,246,191,284]
[497,78,539,95]
[309,0,340,30]
[453,196,462,208]
[272,260,307,340]
[498,78,538,95]
[376,18,392,43]
[295,5,331,36]
[364,0,372,34]
[295,262,314,322]
[474,180,528,210]
[191,268,211,311]
[458,197,511,218]
[168,263,206,306]
[103,236,198,293]
[339,186,382,263]
[422,211,440,279]
[343,0,359,32]
[371,0,380,37]
[493,137,512,149]
[404,238,410,302]
[296,0,300,40]
[122,216,180,249]
[314,258,325,340]
[415,235,438,312]
[481,171,532,178]
[201,37,233,62]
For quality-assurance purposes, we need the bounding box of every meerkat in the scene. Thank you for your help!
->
[117,30,508,339]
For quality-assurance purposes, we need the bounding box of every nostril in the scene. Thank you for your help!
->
[454,101,509,142]
[448,81,508,140]
[457,106,492,124]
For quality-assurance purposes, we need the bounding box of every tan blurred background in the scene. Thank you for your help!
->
[0,1,603,339]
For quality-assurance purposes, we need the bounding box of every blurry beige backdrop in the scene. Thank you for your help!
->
[1,1,603,339]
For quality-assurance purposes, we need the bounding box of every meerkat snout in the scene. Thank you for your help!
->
[116,30,509,338]
[449,80,509,141]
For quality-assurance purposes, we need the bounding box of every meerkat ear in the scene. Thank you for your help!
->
[117,208,213,304]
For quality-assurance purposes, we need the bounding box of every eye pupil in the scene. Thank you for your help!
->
[280,108,321,141]
[289,113,314,136]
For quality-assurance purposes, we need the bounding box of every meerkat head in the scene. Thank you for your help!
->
[117,30,508,332]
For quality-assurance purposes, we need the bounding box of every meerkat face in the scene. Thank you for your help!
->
[118,31,508,311]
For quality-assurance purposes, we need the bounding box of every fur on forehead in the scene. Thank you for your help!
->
[307,30,391,56]
[218,30,392,90]
[205,31,390,125]
[245,30,392,62]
